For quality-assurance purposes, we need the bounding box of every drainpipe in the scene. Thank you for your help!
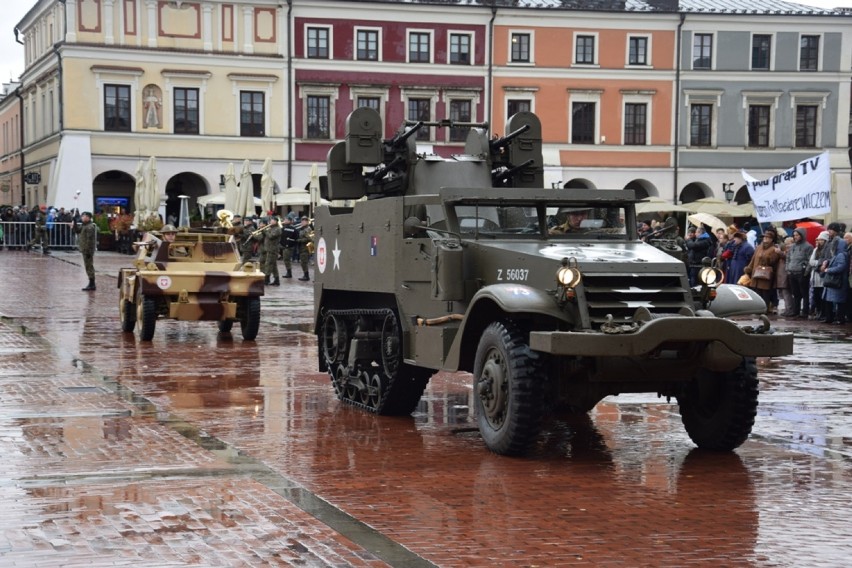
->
[487,5,496,129]
[673,12,685,204]
[56,0,67,132]
[15,87,25,206]
[286,0,293,188]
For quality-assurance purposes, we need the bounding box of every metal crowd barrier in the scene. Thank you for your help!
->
[0,221,79,250]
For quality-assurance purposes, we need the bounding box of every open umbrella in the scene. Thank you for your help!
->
[260,158,275,214]
[686,197,751,219]
[795,220,826,246]
[687,212,727,235]
[223,163,238,212]
[275,187,311,207]
[235,159,254,218]
[635,196,691,215]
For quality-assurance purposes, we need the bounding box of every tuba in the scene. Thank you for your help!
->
[217,209,234,229]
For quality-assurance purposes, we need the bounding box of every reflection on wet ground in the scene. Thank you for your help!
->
[1,251,851,566]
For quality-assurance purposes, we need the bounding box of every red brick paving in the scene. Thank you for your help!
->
[1,249,851,566]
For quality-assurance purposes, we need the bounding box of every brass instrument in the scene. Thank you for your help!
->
[250,224,271,238]
[306,229,316,254]
[217,209,234,229]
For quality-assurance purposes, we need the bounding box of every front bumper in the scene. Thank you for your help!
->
[529,317,793,358]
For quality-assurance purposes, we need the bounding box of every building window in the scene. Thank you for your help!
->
[408,98,431,141]
[307,27,329,59]
[571,102,595,144]
[510,33,530,63]
[307,95,330,139]
[409,32,431,63]
[104,84,130,132]
[507,99,531,118]
[800,35,819,71]
[240,91,264,137]
[795,105,818,148]
[450,33,471,65]
[575,35,595,65]
[747,105,770,147]
[628,36,648,66]
[357,96,380,111]
[690,104,712,147]
[624,103,646,146]
[693,33,712,70]
[173,88,199,134]
[751,34,771,70]
[449,99,471,142]
[356,29,378,61]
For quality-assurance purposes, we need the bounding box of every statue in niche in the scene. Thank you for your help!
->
[143,85,162,129]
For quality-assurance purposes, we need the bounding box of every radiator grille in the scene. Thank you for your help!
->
[580,273,691,324]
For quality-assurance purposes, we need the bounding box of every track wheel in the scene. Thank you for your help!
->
[240,297,261,340]
[677,357,759,451]
[473,321,543,456]
[321,312,347,368]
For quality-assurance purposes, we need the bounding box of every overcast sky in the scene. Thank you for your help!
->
[0,0,845,85]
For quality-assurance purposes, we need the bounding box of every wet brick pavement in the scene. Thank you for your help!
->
[1,249,851,566]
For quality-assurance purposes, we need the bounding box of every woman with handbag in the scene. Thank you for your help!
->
[820,238,848,324]
[744,227,781,313]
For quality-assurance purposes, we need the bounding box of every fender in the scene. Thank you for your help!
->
[443,283,570,371]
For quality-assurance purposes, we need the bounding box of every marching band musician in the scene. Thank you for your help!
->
[297,216,313,281]
[262,216,282,286]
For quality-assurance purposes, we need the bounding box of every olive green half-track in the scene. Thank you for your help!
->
[313,108,794,456]
[118,231,264,341]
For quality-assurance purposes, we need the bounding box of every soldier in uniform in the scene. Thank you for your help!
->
[26,206,49,254]
[73,211,99,290]
[263,216,282,285]
[238,217,256,263]
[297,216,313,281]
[280,216,298,278]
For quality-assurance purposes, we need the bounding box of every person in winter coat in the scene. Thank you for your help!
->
[808,232,829,319]
[727,230,754,289]
[685,225,713,286]
[744,226,782,311]
[819,238,848,324]
[784,227,814,318]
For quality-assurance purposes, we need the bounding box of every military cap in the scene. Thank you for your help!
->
[81,211,93,217]
[161,224,177,233]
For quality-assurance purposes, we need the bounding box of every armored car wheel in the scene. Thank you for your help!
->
[677,357,759,451]
[137,296,157,341]
[240,297,260,340]
[473,321,543,456]
[218,320,234,333]
[320,312,348,368]
[120,299,136,332]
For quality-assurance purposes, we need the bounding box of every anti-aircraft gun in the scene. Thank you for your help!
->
[313,108,793,457]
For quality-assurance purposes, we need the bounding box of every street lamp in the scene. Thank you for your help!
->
[218,174,225,192]
[552,181,563,189]
[722,182,735,203]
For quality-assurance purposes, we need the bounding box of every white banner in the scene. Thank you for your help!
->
[741,152,831,223]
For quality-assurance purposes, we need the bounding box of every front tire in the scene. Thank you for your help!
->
[240,297,260,340]
[137,296,157,341]
[120,299,136,332]
[677,357,759,451]
[473,321,543,456]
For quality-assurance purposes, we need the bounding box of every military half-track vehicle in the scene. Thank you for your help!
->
[118,231,264,341]
[313,108,793,456]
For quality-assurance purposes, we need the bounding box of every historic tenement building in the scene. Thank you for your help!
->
[7,0,852,220]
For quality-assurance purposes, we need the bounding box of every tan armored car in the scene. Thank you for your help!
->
[118,229,265,340]
[312,108,794,456]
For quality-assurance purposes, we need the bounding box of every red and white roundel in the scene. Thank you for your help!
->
[317,237,328,274]
[156,275,172,290]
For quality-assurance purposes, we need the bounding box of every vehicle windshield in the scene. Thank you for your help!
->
[450,204,628,238]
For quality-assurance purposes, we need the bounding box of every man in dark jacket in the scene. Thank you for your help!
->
[784,227,814,317]
[685,226,713,286]
[73,211,99,291]
[279,216,299,278]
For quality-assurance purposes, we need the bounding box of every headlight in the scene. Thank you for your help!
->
[698,266,723,286]
[556,266,582,287]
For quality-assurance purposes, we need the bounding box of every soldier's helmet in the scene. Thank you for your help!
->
[161,224,177,233]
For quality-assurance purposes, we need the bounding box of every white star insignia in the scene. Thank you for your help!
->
[333,239,341,270]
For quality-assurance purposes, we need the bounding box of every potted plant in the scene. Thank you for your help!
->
[94,213,115,251]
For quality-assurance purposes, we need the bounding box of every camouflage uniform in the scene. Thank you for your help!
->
[26,209,49,253]
[74,213,99,290]
[297,219,312,281]
[262,218,282,285]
